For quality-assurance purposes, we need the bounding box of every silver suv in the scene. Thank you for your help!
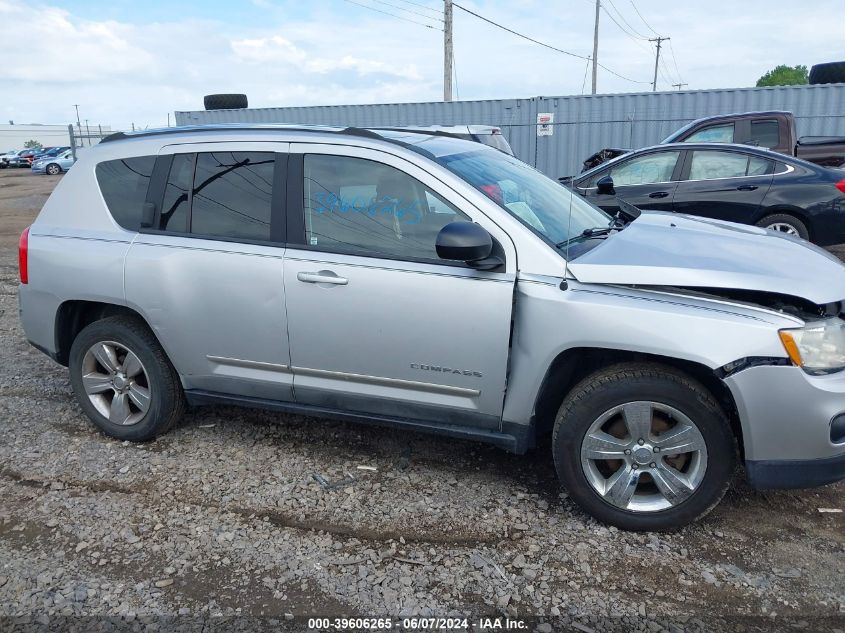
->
[17,124,845,530]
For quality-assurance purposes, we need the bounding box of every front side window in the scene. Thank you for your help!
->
[302,154,469,261]
[96,155,156,230]
[609,151,679,186]
[683,123,734,143]
[689,151,773,180]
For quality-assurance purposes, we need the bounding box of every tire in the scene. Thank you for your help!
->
[203,93,248,110]
[809,61,845,85]
[68,316,185,441]
[552,363,736,531]
[755,213,809,241]
[46,163,61,176]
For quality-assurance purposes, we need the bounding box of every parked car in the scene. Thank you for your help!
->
[570,142,845,244]
[31,149,75,175]
[17,125,845,531]
[581,111,845,172]
[0,149,18,168]
[372,125,514,155]
[8,148,39,168]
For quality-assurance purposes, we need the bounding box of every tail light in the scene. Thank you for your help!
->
[836,179,845,195]
[18,226,30,284]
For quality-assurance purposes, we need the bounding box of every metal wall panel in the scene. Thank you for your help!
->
[176,83,845,178]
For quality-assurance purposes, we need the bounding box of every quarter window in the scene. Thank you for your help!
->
[159,153,193,233]
[302,154,469,261]
[609,151,679,186]
[683,123,734,143]
[95,155,156,230]
[689,151,773,180]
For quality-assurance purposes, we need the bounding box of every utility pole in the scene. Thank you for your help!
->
[672,82,688,91]
[591,0,600,94]
[649,36,668,92]
[443,0,453,102]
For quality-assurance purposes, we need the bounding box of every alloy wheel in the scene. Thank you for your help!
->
[580,401,708,512]
[81,341,151,425]
[765,222,799,236]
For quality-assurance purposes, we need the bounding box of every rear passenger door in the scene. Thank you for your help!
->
[672,149,774,223]
[124,143,293,401]
[282,144,516,428]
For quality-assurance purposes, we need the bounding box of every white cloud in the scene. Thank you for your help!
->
[0,0,842,132]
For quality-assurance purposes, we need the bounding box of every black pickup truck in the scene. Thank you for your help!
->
[581,110,845,172]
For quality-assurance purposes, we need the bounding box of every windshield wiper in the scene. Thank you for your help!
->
[555,225,616,249]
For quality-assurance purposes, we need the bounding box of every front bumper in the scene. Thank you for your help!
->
[30,165,46,174]
[724,364,845,489]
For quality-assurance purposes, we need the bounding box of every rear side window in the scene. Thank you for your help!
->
[95,156,156,230]
[191,152,274,241]
[749,120,780,148]
[157,151,274,241]
[689,151,774,180]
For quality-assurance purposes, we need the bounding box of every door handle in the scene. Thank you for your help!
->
[297,271,348,285]
[736,184,758,191]
[648,191,670,198]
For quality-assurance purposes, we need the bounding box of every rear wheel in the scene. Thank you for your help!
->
[552,363,736,531]
[69,316,185,441]
[755,213,809,241]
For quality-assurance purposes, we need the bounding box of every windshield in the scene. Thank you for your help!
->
[438,149,612,248]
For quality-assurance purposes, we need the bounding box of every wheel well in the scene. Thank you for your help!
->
[54,301,148,366]
[756,206,812,239]
[531,348,744,455]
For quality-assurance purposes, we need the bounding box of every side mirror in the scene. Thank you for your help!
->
[436,221,493,263]
[140,202,156,228]
[596,175,616,195]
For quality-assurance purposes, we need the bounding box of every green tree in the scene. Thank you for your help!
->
[756,64,809,87]
[23,139,42,149]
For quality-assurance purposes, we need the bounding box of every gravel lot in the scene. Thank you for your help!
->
[0,168,843,632]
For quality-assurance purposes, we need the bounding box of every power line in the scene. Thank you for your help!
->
[368,0,444,22]
[602,1,648,40]
[340,0,442,29]
[581,57,592,94]
[452,2,651,84]
[390,0,443,16]
[667,38,684,84]
[629,0,660,36]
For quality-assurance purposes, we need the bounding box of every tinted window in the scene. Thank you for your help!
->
[749,120,779,148]
[95,155,156,230]
[191,152,274,241]
[303,154,469,260]
[684,123,734,143]
[160,153,193,232]
[689,151,773,180]
[609,151,679,186]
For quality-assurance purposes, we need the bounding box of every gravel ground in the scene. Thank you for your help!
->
[0,168,843,632]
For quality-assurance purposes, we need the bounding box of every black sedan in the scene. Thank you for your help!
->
[570,142,845,245]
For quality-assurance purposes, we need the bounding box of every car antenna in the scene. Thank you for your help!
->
[561,184,575,291]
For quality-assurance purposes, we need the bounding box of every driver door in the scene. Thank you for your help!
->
[282,144,516,428]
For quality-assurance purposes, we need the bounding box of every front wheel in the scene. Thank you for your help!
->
[552,363,736,531]
[69,316,185,441]
[46,163,61,175]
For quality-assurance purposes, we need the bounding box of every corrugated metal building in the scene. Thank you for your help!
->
[175,83,845,178]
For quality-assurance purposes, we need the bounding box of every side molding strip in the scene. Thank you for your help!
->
[291,366,481,397]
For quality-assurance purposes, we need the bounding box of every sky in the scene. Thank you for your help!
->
[0,0,840,131]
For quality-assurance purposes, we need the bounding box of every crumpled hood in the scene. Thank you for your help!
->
[567,211,845,305]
